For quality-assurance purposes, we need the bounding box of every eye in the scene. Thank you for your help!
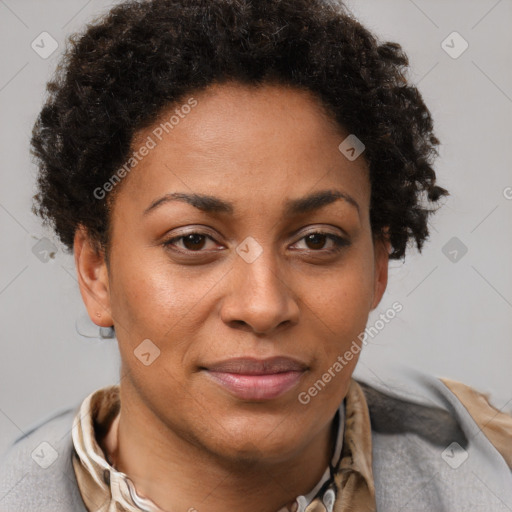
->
[292,231,349,253]
[163,232,220,253]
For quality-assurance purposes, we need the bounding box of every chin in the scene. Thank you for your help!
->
[207,421,305,465]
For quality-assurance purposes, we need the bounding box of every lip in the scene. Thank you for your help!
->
[202,356,308,401]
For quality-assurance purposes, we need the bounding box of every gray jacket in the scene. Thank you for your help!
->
[1,364,511,511]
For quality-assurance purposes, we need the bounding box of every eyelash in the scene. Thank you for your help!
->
[162,231,350,255]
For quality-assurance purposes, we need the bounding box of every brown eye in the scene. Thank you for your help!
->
[163,232,217,253]
[294,232,349,252]
[181,233,207,251]
[304,233,328,250]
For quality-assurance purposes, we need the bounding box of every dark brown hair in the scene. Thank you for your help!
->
[31,0,448,259]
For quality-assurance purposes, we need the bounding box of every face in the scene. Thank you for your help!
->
[76,81,389,464]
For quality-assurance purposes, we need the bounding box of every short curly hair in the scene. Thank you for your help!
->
[31,0,448,260]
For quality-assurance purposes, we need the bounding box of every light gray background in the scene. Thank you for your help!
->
[1,0,511,455]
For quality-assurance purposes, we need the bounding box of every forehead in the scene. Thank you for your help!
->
[114,81,370,218]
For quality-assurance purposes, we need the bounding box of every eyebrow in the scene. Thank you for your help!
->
[143,189,360,217]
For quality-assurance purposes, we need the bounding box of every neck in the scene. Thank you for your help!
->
[107,384,337,512]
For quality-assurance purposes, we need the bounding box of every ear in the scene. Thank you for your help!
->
[74,225,113,327]
[370,231,390,310]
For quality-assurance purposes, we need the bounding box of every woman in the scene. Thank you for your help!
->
[1,0,511,510]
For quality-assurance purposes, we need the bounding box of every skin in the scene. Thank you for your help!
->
[74,81,389,512]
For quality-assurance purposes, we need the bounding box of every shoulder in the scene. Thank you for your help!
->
[0,404,87,512]
[354,364,512,511]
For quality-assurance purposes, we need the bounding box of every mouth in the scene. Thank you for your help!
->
[201,356,308,401]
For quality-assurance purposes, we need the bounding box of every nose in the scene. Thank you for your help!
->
[220,248,300,336]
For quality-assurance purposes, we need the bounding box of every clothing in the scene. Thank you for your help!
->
[1,364,512,511]
[70,384,347,512]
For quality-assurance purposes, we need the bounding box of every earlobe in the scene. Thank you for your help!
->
[370,235,390,310]
[74,226,113,328]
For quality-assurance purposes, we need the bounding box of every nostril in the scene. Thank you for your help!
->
[231,320,249,329]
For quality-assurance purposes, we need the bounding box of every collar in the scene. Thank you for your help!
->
[71,379,375,512]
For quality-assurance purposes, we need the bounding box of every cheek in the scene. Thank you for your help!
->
[108,253,196,334]
[310,253,374,322]
[107,250,225,384]
[304,249,375,364]
[298,274,371,413]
